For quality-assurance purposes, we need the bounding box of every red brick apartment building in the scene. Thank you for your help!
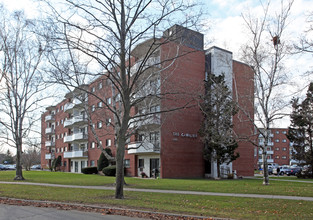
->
[41,25,255,178]
[255,128,294,169]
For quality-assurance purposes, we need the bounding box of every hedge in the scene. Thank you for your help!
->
[81,166,98,174]
[102,165,116,176]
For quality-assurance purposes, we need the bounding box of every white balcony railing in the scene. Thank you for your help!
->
[45,127,55,134]
[129,115,160,128]
[64,150,88,159]
[64,103,74,112]
[259,141,274,147]
[45,154,52,159]
[45,115,55,122]
[258,159,274,163]
[64,133,88,143]
[64,115,88,128]
[128,141,160,154]
[45,141,55,147]
[259,150,274,155]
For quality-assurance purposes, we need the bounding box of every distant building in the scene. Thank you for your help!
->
[41,25,255,178]
[255,128,293,168]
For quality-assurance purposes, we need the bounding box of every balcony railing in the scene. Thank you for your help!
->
[259,150,274,155]
[258,141,274,147]
[45,115,55,122]
[64,115,88,128]
[128,141,160,154]
[45,141,55,147]
[45,127,55,134]
[64,132,88,143]
[64,103,74,112]
[64,150,88,159]
[258,159,274,163]
[129,115,160,128]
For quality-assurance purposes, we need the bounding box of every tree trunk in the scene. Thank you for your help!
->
[115,134,126,199]
[14,144,25,180]
[262,151,269,185]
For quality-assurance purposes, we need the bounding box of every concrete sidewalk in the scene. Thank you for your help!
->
[1,181,313,201]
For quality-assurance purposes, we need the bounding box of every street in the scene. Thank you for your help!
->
[0,204,144,220]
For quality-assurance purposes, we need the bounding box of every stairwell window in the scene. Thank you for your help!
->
[106,139,111,147]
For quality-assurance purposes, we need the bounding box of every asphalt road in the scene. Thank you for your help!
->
[0,204,144,220]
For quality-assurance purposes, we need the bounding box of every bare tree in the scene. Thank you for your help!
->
[22,147,41,171]
[240,0,294,185]
[0,7,47,180]
[42,0,204,199]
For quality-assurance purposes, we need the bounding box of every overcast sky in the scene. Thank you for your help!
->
[0,0,312,153]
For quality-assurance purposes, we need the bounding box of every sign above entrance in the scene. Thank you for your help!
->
[173,132,197,138]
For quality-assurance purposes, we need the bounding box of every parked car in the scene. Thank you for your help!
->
[273,166,291,175]
[268,167,273,175]
[30,164,41,170]
[0,164,7,170]
[4,164,16,170]
[286,167,302,176]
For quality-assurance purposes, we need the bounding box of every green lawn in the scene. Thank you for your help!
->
[1,171,313,219]
[0,183,312,219]
[1,171,312,197]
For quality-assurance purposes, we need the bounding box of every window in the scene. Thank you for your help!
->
[91,142,95,149]
[56,108,59,113]
[91,87,95,92]
[150,105,160,113]
[276,131,279,134]
[56,121,59,126]
[282,131,287,134]
[61,119,63,124]
[139,159,144,168]
[64,161,67,167]
[150,131,160,148]
[91,105,95,112]
[275,147,279,151]
[97,121,103,129]
[61,105,63,110]
[275,155,279,159]
[124,159,130,168]
[106,118,112,126]
[135,133,145,142]
[282,147,287,151]
[97,102,103,108]
[275,139,279,143]
[282,139,287,143]
[71,161,73,167]
[282,156,287,159]
[106,97,111,105]
[98,141,102,148]
[61,148,63,152]
[106,139,111,147]
[115,94,121,102]
[98,82,103,89]
[90,160,95,166]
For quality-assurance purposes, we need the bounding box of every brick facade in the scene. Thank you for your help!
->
[41,25,255,178]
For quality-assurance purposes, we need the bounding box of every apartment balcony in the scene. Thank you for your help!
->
[45,153,52,160]
[129,115,160,128]
[64,115,88,128]
[64,103,74,112]
[45,127,55,134]
[259,150,274,155]
[258,159,274,163]
[128,142,160,154]
[130,56,161,75]
[64,132,88,143]
[64,150,88,159]
[258,141,274,147]
[45,141,55,147]
[45,115,55,122]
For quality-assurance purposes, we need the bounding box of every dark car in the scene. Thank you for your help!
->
[286,167,302,176]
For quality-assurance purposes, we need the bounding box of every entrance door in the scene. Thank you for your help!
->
[74,161,78,172]
[150,158,159,177]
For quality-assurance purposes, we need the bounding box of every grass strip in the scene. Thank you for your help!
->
[0,184,312,220]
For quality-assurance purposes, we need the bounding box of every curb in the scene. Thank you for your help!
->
[0,197,230,220]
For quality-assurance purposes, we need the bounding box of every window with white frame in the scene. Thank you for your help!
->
[98,82,103,89]
[282,156,287,159]
[97,121,102,129]
[91,142,95,149]
[282,139,287,143]
[106,118,111,126]
[275,139,279,143]
[106,97,111,105]
[106,139,111,147]
[97,102,103,108]
[91,105,95,112]
[283,147,287,151]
